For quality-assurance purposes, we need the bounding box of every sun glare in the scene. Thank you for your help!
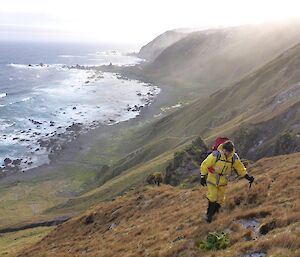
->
[1,0,299,42]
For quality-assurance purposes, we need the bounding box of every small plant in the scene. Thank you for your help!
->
[197,231,230,250]
[146,172,163,186]
[173,151,185,168]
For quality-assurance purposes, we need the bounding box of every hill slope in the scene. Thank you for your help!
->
[140,20,300,96]
[16,152,300,257]
[132,41,300,160]
[138,30,188,62]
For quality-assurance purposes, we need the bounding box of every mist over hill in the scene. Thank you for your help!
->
[138,30,189,62]
[137,19,300,98]
[134,42,300,160]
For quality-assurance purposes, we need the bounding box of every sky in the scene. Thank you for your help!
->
[0,0,300,44]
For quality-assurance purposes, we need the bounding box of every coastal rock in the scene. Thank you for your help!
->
[29,119,43,125]
[2,164,20,174]
[66,123,82,132]
[12,159,22,165]
[38,138,58,150]
[131,105,142,112]
[4,158,12,165]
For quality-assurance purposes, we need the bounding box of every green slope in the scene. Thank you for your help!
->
[133,42,300,157]
[141,20,300,96]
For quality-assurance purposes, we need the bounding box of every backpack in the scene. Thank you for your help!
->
[212,137,230,151]
[205,137,230,159]
[207,137,237,174]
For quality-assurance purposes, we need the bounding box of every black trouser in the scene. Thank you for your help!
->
[206,201,221,223]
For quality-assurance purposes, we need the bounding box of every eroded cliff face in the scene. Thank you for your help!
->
[233,102,300,160]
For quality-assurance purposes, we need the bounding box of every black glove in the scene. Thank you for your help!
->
[244,174,254,184]
[200,175,207,186]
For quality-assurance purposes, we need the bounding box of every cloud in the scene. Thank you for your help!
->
[0,0,299,43]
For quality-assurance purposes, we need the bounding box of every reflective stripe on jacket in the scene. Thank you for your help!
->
[200,143,247,186]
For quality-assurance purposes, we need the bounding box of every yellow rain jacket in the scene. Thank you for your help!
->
[200,143,247,203]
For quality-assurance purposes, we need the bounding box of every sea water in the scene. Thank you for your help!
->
[0,41,160,172]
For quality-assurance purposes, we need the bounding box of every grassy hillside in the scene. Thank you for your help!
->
[0,227,53,257]
[0,162,103,229]
[15,152,300,257]
[138,30,189,62]
[140,20,300,97]
[131,42,300,160]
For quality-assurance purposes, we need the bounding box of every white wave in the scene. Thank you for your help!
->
[0,93,7,98]
[58,55,85,58]
[7,63,64,70]
[8,96,32,105]
[21,97,31,102]
[0,119,15,130]
[8,63,47,69]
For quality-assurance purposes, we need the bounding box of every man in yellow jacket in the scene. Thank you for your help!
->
[200,140,254,223]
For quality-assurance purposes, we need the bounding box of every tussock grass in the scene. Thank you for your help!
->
[14,152,300,257]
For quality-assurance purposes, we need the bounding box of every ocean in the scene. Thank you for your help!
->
[0,41,160,173]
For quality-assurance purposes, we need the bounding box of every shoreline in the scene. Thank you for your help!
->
[0,65,161,177]
[0,67,174,184]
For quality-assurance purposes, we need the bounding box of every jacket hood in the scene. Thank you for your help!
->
[217,141,236,158]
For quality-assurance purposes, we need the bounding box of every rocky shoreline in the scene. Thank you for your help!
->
[0,64,161,178]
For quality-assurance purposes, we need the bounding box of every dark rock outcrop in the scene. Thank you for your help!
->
[164,137,208,186]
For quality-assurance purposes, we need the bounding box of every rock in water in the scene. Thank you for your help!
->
[4,158,12,165]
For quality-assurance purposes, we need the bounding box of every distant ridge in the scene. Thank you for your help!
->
[138,30,189,62]
[140,19,300,97]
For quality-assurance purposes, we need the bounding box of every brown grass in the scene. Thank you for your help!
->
[14,152,300,257]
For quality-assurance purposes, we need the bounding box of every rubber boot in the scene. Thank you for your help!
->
[206,201,216,223]
[215,203,221,213]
